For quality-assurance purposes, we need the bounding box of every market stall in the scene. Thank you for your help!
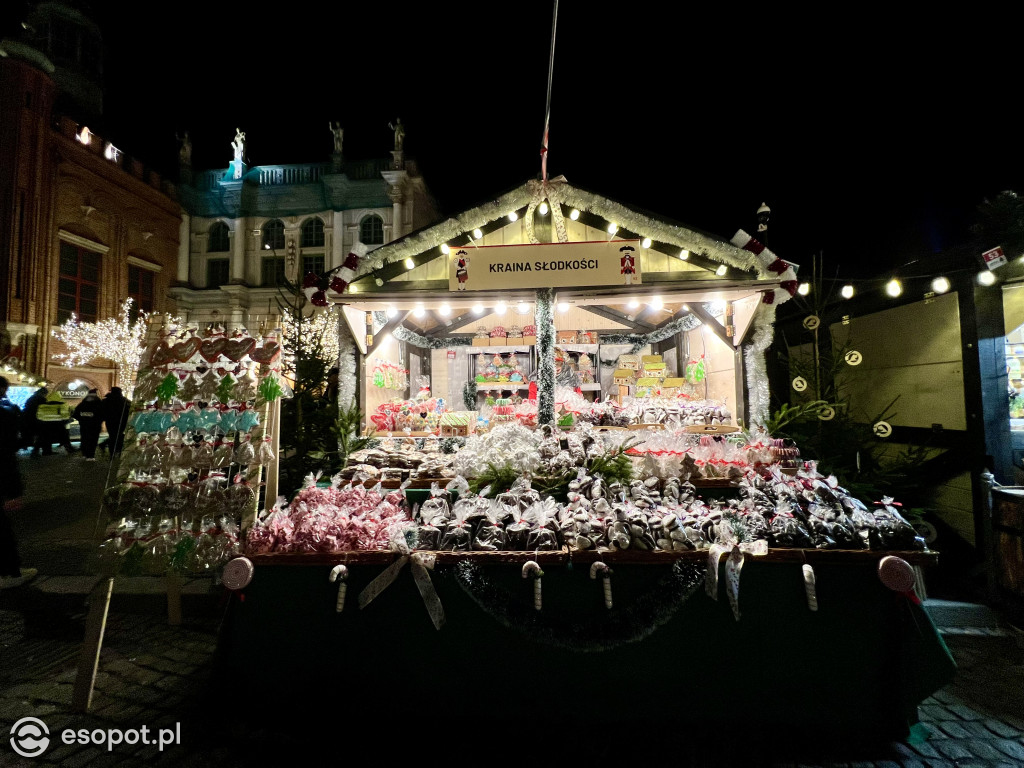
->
[87,179,954,734]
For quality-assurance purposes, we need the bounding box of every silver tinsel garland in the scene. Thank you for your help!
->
[337,315,357,408]
[536,287,555,425]
[744,304,776,428]
[392,325,472,349]
[600,314,703,354]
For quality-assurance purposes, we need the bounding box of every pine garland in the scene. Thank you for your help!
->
[452,559,706,652]
[462,379,477,410]
[393,325,472,349]
[536,287,555,425]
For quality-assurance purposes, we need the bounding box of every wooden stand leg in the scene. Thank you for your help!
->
[167,571,182,626]
[72,576,114,713]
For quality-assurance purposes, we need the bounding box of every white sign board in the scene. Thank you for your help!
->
[449,240,642,292]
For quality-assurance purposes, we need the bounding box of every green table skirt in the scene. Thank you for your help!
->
[219,557,954,739]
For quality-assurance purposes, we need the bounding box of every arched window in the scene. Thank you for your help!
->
[360,215,384,245]
[208,221,230,252]
[262,219,285,251]
[300,217,325,248]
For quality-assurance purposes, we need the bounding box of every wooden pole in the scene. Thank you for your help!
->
[71,576,114,712]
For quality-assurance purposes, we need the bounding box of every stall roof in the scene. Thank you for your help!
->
[340,177,792,298]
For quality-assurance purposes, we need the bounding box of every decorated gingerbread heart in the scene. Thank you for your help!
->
[250,340,282,364]
[173,337,202,363]
[200,337,227,363]
[224,337,256,362]
[150,341,174,367]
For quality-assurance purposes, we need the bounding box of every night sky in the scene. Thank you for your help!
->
[5,2,1021,281]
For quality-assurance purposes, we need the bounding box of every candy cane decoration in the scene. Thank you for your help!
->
[329,564,349,612]
[730,230,798,306]
[522,560,543,611]
[590,561,613,609]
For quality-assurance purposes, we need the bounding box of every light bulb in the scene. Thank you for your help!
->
[557,302,570,313]
[518,302,530,314]
[627,299,639,309]
[539,202,549,215]
[439,303,451,316]
[931,276,950,294]
[495,302,507,314]
[413,306,425,318]
[404,258,415,270]
[651,296,664,311]
[472,304,484,315]
[441,244,450,254]
[508,211,518,222]
[679,250,689,260]
[716,265,728,276]
[473,228,483,239]
[798,282,811,296]
[978,270,996,286]
[386,307,397,318]
[886,278,902,297]
[841,284,854,299]
[641,237,652,249]
[607,222,618,235]
[569,209,580,221]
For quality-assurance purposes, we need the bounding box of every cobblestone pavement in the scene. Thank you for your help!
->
[1,453,1023,766]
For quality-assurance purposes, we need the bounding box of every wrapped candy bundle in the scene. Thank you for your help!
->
[473,503,507,551]
[524,497,561,551]
[438,499,475,551]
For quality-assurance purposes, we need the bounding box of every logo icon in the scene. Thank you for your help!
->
[845,350,863,366]
[10,717,49,758]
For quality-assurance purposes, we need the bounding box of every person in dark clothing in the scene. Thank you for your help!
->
[73,388,104,460]
[0,376,36,586]
[21,386,48,456]
[101,386,130,455]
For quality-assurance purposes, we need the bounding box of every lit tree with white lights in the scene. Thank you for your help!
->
[50,298,151,397]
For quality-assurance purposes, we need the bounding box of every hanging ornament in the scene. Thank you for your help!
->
[178,373,201,403]
[792,377,808,392]
[156,373,179,403]
[329,564,349,612]
[216,374,236,404]
[685,356,706,384]
[522,560,543,611]
[803,315,820,330]
[197,370,220,402]
[590,561,613,609]
[873,421,892,438]
[802,564,818,611]
[817,406,836,421]
[845,350,863,366]
[258,374,284,403]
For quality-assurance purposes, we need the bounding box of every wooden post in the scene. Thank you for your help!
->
[72,576,114,712]
[166,571,182,626]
